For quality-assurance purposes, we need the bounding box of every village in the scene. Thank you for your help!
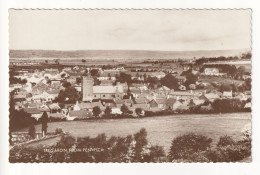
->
[9,55,252,124]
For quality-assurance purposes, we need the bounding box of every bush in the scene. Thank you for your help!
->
[168,133,212,161]
[217,135,235,147]
[205,135,251,162]
[28,124,36,139]
[55,128,63,135]
[212,99,244,113]
[149,145,166,162]
[187,151,210,162]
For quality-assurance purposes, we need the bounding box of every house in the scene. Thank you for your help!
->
[170,100,187,111]
[179,85,186,91]
[39,104,50,112]
[9,84,22,92]
[189,99,205,107]
[67,110,91,120]
[199,93,220,102]
[66,76,77,84]
[242,74,251,80]
[135,98,147,105]
[24,108,43,120]
[235,93,248,101]
[170,91,196,102]
[189,84,196,90]
[98,72,117,81]
[13,94,26,102]
[204,68,219,75]
[165,98,177,110]
[49,103,61,113]
[131,103,149,111]
[49,113,65,119]
[223,91,233,98]
[156,86,171,95]
[151,72,166,79]
[111,107,123,115]
[130,87,142,98]
[124,98,133,105]
[175,75,187,85]
[244,102,251,109]
[92,101,106,111]
[115,99,124,108]
[41,90,59,103]
[149,99,159,108]
[204,67,227,76]
[100,80,114,86]
[149,98,166,110]
[175,103,190,112]
[200,104,214,112]
[130,83,148,91]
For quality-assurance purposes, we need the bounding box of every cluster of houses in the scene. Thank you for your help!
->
[11,65,252,121]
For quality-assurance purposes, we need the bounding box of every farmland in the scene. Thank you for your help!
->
[19,112,251,151]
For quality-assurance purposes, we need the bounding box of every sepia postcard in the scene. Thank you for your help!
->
[8,9,252,163]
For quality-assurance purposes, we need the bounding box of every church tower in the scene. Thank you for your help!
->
[82,75,94,102]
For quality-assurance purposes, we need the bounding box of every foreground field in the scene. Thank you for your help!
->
[20,112,251,151]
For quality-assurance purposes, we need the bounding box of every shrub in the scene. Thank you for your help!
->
[28,124,36,139]
[149,145,166,162]
[206,136,251,162]
[187,151,210,162]
[168,133,212,161]
[55,128,63,135]
[217,135,235,147]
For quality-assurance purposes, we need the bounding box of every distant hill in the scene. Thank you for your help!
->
[9,49,250,60]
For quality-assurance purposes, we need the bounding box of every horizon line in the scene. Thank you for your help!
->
[9,48,251,52]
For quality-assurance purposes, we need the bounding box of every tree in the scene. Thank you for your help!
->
[81,59,86,64]
[20,79,27,84]
[61,73,66,79]
[55,59,60,65]
[168,133,212,161]
[135,108,142,116]
[184,73,198,88]
[104,106,112,118]
[93,77,101,85]
[238,66,246,75]
[76,77,81,84]
[143,73,147,82]
[120,104,132,116]
[90,69,99,77]
[134,128,148,161]
[45,60,48,64]
[219,84,232,93]
[56,86,80,104]
[10,91,33,131]
[160,74,178,90]
[28,123,36,139]
[93,106,101,117]
[245,78,251,90]
[62,81,71,88]
[150,145,165,162]
[83,69,89,76]
[231,84,238,92]
[117,72,132,85]
[147,76,161,89]
[212,98,244,113]
[41,112,48,137]
[217,135,235,147]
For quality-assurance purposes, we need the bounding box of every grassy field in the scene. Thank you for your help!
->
[199,76,245,86]
[19,112,251,151]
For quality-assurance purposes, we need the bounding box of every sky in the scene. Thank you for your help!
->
[9,10,251,51]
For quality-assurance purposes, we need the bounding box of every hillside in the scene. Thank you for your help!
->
[9,49,250,60]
